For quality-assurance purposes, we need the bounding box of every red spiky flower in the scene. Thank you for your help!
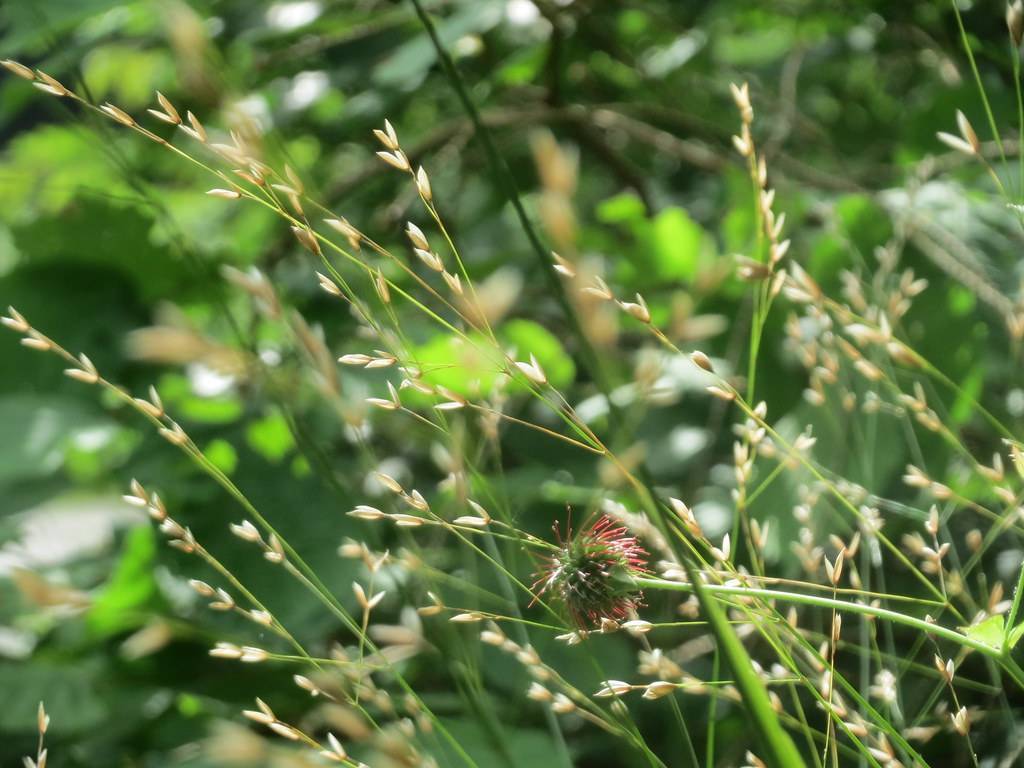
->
[532,515,649,628]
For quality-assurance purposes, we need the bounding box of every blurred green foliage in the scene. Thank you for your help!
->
[2,1,1024,766]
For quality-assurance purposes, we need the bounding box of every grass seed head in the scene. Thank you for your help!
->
[1010,1,1024,47]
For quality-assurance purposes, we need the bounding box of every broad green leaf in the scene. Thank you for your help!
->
[1,0,137,50]
[81,44,173,107]
[204,438,238,475]
[0,659,109,734]
[0,127,123,216]
[835,194,892,259]
[11,199,196,303]
[501,319,576,390]
[609,204,711,287]
[413,331,500,397]
[651,207,704,280]
[177,395,244,425]
[596,192,647,225]
[948,285,977,316]
[949,365,983,428]
[88,525,160,637]
[155,373,244,424]
[0,395,112,485]
[246,411,296,463]
[409,320,576,400]
[963,615,1005,651]
[373,1,503,88]
[1008,621,1024,650]
[435,719,567,767]
[714,26,795,66]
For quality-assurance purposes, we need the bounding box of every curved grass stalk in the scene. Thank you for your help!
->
[634,577,1024,689]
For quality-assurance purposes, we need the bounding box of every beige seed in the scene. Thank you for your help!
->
[316,271,342,296]
[242,707,273,724]
[376,150,410,171]
[156,91,181,123]
[594,680,632,697]
[36,71,70,96]
[2,59,35,80]
[706,385,735,401]
[642,681,676,700]
[1,306,30,332]
[100,103,135,126]
[690,350,714,372]
[64,368,99,384]
[291,226,321,255]
[415,166,432,201]
[449,612,484,623]
[185,111,207,142]
[1010,0,1024,47]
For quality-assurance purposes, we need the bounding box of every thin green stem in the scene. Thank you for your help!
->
[406,0,616,404]
[952,2,1008,167]
[1006,559,1024,642]
[1013,39,1024,201]
[634,577,1024,690]
[705,647,720,767]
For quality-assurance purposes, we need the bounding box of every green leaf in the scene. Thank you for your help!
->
[949,365,983,428]
[1,0,136,50]
[0,264,143,389]
[411,320,575,398]
[64,424,139,482]
[714,25,795,66]
[687,565,807,765]
[204,438,238,475]
[88,525,160,637]
[497,46,546,86]
[10,198,199,303]
[963,615,1005,651]
[80,43,173,107]
[414,331,500,397]
[0,659,109,734]
[648,207,706,282]
[246,411,296,463]
[500,319,576,390]
[1009,621,1024,650]
[151,373,243,424]
[948,285,977,316]
[0,395,112,485]
[177,395,244,425]
[0,127,123,216]
[596,192,647,225]
[835,194,892,259]
[374,1,504,88]
[435,719,564,767]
